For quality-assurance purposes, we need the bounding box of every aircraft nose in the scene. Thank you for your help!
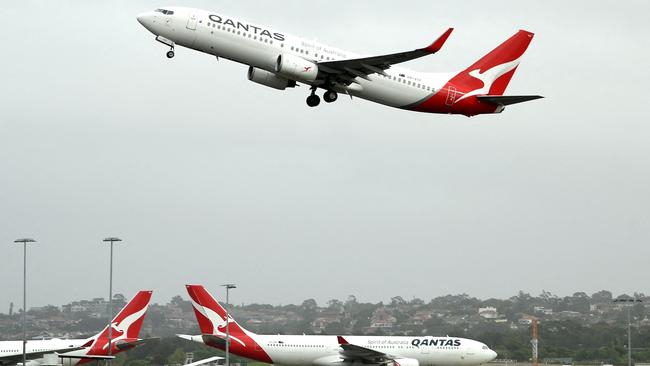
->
[487,349,497,361]
[136,12,154,27]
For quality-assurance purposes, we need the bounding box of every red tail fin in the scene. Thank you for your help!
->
[452,30,534,102]
[184,285,272,363]
[185,285,247,336]
[89,291,153,353]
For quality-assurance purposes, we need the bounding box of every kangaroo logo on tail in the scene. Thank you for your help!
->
[186,285,246,347]
[188,297,246,347]
[454,56,522,103]
[91,291,153,353]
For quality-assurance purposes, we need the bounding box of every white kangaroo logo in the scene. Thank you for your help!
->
[101,305,149,350]
[191,300,246,347]
[455,57,521,103]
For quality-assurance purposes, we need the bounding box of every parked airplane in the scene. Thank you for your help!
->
[178,285,497,366]
[0,291,153,366]
[137,7,541,116]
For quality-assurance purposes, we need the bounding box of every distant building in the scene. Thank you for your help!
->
[370,308,396,328]
[518,318,533,325]
[478,307,498,319]
[311,312,342,332]
[534,306,553,315]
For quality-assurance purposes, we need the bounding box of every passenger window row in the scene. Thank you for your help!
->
[379,74,433,91]
[206,22,277,46]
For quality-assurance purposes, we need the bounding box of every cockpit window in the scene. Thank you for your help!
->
[482,346,489,350]
[155,9,174,15]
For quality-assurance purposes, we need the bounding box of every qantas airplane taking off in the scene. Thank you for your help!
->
[0,291,153,366]
[179,285,497,366]
[137,7,542,116]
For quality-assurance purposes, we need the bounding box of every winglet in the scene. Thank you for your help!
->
[422,28,454,53]
[337,336,349,345]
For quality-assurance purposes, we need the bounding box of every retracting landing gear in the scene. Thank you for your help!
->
[323,90,338,103]
[156,35,175,59]
[306,87,321,107]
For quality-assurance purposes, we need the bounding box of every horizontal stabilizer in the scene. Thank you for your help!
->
[58,355,116,360]
[184,356,224,366]
[477,95,543,106]
[115,337,160,350]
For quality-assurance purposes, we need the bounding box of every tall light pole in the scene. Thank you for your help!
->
[222,284,236,366]
[13,238,36,366]
[614,297,643,366]
[103,237,122,365]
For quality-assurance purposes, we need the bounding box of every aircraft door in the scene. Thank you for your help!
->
[186,14,197,30]
[445,86,457,106]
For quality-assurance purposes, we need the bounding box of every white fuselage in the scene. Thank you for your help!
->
[184,333,497,366]
[0,339,88,366]
[257,335,495,366]
[136,7,454,109]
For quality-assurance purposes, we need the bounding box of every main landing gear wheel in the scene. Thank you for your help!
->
[166,50,175,58]
[306,94,321,107]
[323,90,338,103]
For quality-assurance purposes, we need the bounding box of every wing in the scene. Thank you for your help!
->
[317,28,453,86]
[0,346,86,364]
[337,336,393,364]
[57,355,115,360]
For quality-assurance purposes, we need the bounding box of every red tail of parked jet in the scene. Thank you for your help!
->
[63,291,154,364]
[0,291,154,366]
[86,290,153,354]
[184,284,273,363]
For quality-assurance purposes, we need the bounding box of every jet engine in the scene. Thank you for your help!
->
[275,54,318,82]
[390,358,420,366]
[18,361,43,366]
[248,67,296,90]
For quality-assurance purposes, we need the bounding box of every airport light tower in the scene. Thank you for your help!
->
[13,238,37,366]
[222,284,236,366]
[531,318,539,366]
[614,297,643,366]
[102,237,122,366]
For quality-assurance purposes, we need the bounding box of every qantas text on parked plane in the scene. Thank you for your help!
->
[0,291,153,366]
[178,285,497,366]
[137,8,542,116]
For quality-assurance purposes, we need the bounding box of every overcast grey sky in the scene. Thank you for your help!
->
[1,1,649,310]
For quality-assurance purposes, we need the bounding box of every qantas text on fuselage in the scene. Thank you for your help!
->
[178,285,497,366]
[137,7,542,116]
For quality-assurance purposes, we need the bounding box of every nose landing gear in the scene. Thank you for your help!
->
[155,35,176,59]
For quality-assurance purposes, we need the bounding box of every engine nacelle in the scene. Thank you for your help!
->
[275,54,319,82]
[248,67,295,90]
[391,358,420,366]
[17,361,43,366]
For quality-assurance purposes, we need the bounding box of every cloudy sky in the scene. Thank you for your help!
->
[1,0,648,310]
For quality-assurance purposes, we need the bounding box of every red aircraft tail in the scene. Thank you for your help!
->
[411,30,541,116]
[451,30,534,101]
[185,285,248,336]
[86,291,153,355]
